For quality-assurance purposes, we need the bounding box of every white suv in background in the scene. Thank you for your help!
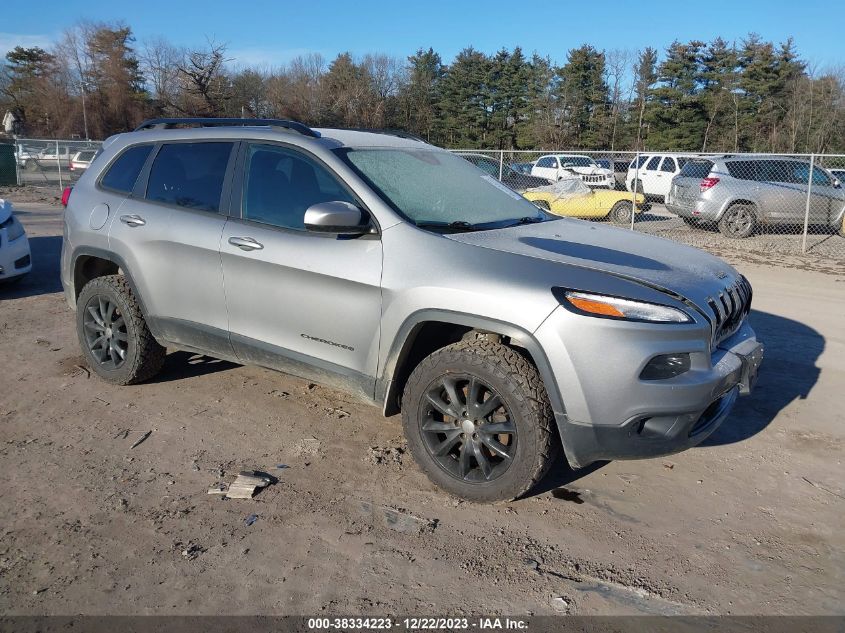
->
[531,154,615,188]
[627,153,692,199]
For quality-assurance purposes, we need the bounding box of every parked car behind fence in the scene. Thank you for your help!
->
[666,156,845,238]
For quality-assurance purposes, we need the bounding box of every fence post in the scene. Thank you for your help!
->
[630,151,639,231]
[801,154,814,254]
[56,140,63,190]
[14,140,21,186]
[498,150,504,182]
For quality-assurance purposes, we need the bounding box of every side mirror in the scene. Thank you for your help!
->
[304,201,370,235]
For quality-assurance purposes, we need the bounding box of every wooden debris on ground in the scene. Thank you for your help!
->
[207,471,274,500]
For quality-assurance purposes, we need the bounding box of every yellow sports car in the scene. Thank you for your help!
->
[523,177,649,223]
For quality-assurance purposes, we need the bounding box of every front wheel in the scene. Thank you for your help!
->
[401,340,558,502]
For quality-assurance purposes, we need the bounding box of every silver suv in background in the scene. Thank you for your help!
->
[61,118,763,502]
[666,156,845,238]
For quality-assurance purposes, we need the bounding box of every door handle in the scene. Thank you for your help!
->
[119,214,146,227]
[228,236,264,251]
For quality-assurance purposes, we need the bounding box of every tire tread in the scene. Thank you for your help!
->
[77,275,165,385]
[402,339,558,502]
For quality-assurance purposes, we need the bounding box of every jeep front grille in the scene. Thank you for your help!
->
[708,276,753,345]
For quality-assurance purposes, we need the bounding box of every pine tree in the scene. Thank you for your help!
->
[645,40,707,150]
[557,45,609,148]
[400,48,444,141]
[437,48,491,147]
[632,47,658,150]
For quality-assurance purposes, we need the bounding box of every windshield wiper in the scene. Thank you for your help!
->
[504,215,546,227]
[415,220,481,232]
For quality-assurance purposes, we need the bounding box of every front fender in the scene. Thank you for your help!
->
[377,308,565,419]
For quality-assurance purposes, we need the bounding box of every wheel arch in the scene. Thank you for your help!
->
[718,198,758,221]
[378,310,565,419]
[71,247,152,326]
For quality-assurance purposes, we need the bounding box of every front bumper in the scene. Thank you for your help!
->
[534,307,762,468]
[0,233,32,282]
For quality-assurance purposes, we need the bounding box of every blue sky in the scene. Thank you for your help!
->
[2,0,842,70]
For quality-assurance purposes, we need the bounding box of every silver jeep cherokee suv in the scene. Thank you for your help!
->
[61,118,764,502]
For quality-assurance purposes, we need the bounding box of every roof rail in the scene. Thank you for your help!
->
[133,118,320,138]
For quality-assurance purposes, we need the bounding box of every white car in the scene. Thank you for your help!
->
[15,145,37,170]
[37,146,72,164]
[828,168,845,185]
[626,153,692,199]
[531,154,615,188]
[69,150,97,172]
[0,199,32,284]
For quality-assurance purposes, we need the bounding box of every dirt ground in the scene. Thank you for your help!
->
[1,199,843,617]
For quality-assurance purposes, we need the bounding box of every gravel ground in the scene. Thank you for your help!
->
[633,205,845,271]
[0,201,843,616]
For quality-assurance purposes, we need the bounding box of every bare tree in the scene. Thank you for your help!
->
[177,40,230,115]
[141,37,184,114]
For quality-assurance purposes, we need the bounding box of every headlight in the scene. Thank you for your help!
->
[3,215,26,241]
[556,289,693,323]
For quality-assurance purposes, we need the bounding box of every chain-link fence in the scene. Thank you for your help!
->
[452,149,845,259]
[7,140,844,259]
[12,139,103,188]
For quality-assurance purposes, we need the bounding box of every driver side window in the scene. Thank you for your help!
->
[242,144,356,231]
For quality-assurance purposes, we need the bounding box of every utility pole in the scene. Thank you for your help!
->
[80,81,90,141]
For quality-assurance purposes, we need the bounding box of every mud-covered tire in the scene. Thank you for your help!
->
[401,340,558,503]
[76,275,165,385]
[609,200,634,224]
[718,204,757,238]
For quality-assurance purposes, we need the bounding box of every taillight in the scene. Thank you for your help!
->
[700,177,720,192]
[61,187,73,207]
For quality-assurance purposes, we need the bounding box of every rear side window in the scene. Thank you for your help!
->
[757,160,795,183]
[679,160,714,179]
[726,161,758,181]
[646,156,661,170]
[146,142,233,212]
[660,157,676,172]
[100,145,153,193]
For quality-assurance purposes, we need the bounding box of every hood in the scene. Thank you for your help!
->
[570,166,612,176]
[0,199,12,224]
[445,218,741,314]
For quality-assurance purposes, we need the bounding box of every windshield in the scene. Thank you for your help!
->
[337,148,545,227]
[559,156,594,168]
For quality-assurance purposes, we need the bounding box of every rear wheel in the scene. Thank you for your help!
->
[609,200,634,224]
[718,204,757,238]
[402,340,558,503]
[76,275,165,385]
